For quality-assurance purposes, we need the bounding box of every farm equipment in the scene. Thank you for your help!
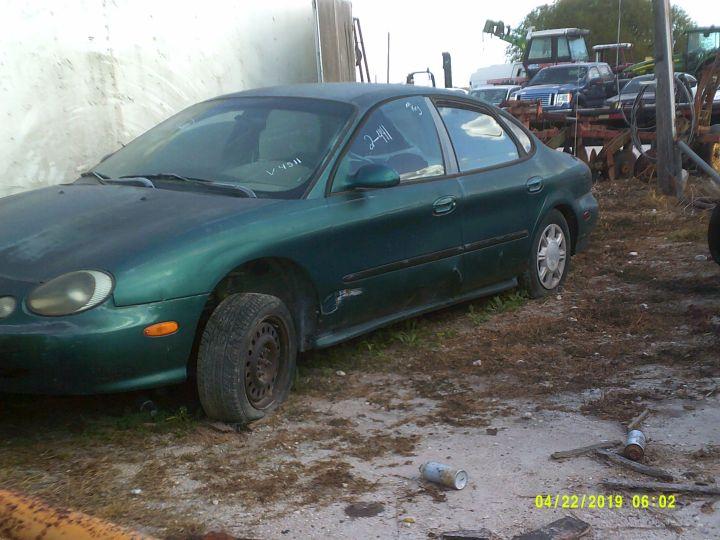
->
[624,26,720,78]
[504,50,720,182]
[483,20,591,80]
[593,43,634,73]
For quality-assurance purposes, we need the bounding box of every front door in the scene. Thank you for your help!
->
[321,96,464,331]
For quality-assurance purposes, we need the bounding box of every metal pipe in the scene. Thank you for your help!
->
[0,489,153,540]
[677,140,720,186]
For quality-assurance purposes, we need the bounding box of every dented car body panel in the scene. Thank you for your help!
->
[0,83,598,394]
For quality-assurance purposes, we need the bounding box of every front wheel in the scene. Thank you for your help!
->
[197,293,297,424]
[522,210,572,298]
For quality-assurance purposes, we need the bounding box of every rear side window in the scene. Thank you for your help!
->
[332,96,444,192]
[438,106,520,171]
[503,118,533,153]
[599,64,613,78]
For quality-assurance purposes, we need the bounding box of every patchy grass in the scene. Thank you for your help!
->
[0,177,718,537]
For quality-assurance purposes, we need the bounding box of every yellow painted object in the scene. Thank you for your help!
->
[0,489,154,540]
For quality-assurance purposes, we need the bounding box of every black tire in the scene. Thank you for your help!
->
[197,293,297,424]
[709,204,720,265]
[521,209,572,298]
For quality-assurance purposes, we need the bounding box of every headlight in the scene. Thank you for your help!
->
[555,93,573,106]
[0,297,16,319]
[27,271,114,316]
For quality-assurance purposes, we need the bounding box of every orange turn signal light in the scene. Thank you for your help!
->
[143,321,179,337]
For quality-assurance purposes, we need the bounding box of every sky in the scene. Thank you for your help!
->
[352,0,711,87]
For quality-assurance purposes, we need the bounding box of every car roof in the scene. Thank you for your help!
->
[211,83,464,110]
[539,62,607,70]
[530,28,589,37]
[472,85,519,90]
[593,43,633,50]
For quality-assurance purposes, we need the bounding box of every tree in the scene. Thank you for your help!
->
[506,0,695,63]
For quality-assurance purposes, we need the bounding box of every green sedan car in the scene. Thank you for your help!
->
[0,84,598,423]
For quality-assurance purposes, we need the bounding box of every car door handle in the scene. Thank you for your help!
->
[526,177,544,193]
[432,196,457,216]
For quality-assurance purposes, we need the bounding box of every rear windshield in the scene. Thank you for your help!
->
[470,88,510,105]
[529,66,588,86]
[621,77,655,94]
[95,97,354,199]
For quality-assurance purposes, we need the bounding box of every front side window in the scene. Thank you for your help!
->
[438,106,519,171]
[528,37,552,61]
[332,96,444,192]
[95,97,353,199]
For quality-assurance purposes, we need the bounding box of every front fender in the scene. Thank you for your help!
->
[112,199,334,306]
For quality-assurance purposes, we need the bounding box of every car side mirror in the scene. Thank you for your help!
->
[349,164,400,190]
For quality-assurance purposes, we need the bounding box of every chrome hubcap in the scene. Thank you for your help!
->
[537,224,566,290]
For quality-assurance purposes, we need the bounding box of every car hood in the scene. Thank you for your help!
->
[0,184,278,283]
[521,83,579,94]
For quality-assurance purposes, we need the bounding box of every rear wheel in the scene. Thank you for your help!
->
[522,210,572,298]
[197,293,297,424]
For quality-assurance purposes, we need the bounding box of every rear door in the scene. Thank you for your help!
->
[321,96,464,331]
[433,100,540,292]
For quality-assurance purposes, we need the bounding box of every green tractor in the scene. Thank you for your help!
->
[623,26,719,78]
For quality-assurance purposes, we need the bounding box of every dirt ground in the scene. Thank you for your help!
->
[1,177,719,539]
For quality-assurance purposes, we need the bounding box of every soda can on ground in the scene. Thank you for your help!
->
[624,429,646,461]
[419,461,468,490]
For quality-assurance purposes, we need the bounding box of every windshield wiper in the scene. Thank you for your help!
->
[123,173,257,198]
[79,170,109,184]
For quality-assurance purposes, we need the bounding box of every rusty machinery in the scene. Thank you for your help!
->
[503,50,720,182]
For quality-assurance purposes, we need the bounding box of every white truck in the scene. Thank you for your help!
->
[0,0,355,198]
[469,62,526,89]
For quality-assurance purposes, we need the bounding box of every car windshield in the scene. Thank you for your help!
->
[94,97,354,199]
[528,66,588,86]
[470,88,509,105]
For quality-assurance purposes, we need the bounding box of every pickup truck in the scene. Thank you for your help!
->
[512,62,617,111]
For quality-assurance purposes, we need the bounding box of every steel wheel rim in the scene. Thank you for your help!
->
[244,318,286,409]
[537,224,567,290]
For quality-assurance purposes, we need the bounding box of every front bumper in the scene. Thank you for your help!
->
[0,286,208,394]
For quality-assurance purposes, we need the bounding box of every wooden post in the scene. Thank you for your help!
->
[652,0,680,195]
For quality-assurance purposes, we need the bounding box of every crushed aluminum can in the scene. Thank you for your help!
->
[624,429,646,461]
[419,461,468,490]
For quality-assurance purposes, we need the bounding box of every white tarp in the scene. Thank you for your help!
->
[0,0,324,198]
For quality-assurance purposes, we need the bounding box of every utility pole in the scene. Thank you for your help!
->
[386,32,390,83]
[652,0,682,195]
